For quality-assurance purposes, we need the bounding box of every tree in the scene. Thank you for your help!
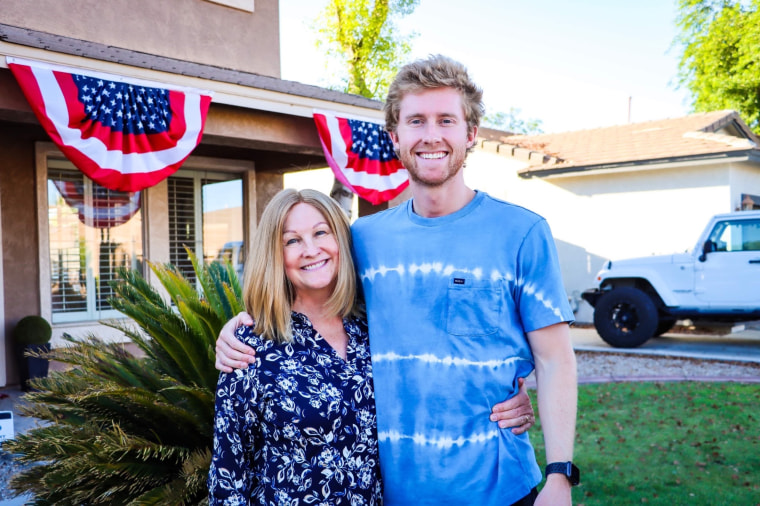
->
[483,108,544,135]
[316,0,419,100]
[675,0,760,132]
[4,255,243,504]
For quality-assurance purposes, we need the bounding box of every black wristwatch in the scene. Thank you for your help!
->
[545,461,580,486]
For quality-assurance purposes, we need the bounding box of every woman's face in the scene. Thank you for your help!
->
[282,203,340,301]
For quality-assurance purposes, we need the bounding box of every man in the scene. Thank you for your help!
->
[216,55,577,505]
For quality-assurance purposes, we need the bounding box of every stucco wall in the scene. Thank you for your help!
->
[204,104,322,154]
[0,0,280,77]
[0,125,42,385]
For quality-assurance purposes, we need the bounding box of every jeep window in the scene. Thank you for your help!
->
[708,219,760,252]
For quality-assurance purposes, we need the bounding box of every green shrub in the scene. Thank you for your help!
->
[12,316,52,346]
[3,253,243,505]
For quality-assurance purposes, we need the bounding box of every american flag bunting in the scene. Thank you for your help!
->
[8,57,212,192]
[314,110,408,205]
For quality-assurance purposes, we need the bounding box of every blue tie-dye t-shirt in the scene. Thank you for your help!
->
[351,191,574,505]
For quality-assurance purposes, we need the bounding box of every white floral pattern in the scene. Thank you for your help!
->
[208,313,382,505]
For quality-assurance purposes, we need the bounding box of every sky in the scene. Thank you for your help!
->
[278,0,692,134]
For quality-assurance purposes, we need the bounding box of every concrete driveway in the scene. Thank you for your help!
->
[570,324,760,363]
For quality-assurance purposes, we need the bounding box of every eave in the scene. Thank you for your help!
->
[517,149,760,179]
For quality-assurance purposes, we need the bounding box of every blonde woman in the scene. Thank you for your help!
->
[208,189,381,505]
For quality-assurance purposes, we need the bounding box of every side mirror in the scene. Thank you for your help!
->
[699,240,716,262]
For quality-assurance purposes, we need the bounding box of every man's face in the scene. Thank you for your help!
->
[389,87,477,188]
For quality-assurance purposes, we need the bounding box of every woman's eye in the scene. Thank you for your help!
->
[285,238,298,246]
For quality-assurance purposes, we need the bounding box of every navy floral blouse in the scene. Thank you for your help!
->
[208,312,382,505]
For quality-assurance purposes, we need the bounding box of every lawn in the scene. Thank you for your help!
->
[530,381,760,505]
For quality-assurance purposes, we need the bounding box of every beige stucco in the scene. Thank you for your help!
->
[0,125,41,385]
[203,105,323,155]
[0,0,280,77]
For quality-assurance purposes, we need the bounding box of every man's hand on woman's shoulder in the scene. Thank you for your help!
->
[215,312,256,372]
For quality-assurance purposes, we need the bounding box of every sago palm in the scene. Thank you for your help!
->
[3,253,244,505]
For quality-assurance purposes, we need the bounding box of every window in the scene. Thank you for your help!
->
[168,172,243,286]
[47,162,143,323]
[708,219,760,252]
[741,193,760,211]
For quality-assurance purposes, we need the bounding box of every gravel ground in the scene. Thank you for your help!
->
[0,352,758,500]
[574,350,760,381]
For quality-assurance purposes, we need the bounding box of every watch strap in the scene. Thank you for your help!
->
[545,461,580,486]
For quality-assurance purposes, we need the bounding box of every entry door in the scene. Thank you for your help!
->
[694,217,760,308]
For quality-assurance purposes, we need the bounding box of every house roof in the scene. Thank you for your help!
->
[486,110,760,178]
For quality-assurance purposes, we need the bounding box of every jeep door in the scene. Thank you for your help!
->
[694,217,760,308]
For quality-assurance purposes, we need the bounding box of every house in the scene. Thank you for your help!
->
[0,0,387,387]
[465,111,760,322]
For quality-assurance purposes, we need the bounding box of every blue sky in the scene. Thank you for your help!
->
[279,0,691,134]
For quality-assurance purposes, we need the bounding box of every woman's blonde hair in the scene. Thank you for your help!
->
[241,188,360,343]
[384,54,484,142]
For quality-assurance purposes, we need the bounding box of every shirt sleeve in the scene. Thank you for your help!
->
[515,218,575,332]
[208,366,256,505]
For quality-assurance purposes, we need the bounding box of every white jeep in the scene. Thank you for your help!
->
[581,210,760,348]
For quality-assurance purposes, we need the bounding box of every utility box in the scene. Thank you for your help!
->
[0,411,14,441]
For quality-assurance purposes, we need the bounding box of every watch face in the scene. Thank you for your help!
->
[569,464,580,486]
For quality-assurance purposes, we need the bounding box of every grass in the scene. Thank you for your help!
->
[530,381,760,505]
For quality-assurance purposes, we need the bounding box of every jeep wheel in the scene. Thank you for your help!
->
[593,287,658,348]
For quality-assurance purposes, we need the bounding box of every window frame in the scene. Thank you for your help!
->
[168,169,246,287]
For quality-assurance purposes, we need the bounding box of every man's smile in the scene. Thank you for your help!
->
[418,151,447,159]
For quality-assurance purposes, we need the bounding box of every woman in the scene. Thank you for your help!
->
[208,189,382,505]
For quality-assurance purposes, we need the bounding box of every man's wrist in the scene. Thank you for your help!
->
[545,473,572,487]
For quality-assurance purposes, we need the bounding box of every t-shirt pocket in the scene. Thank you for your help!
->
[446,274,502,336]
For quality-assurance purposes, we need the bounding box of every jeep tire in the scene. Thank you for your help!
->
[593,287,658,348]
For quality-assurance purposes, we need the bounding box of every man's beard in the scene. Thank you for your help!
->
[398,146,467,188]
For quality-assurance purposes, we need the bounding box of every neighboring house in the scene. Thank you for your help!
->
[0,0,386,387]
[465,111,760,322]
